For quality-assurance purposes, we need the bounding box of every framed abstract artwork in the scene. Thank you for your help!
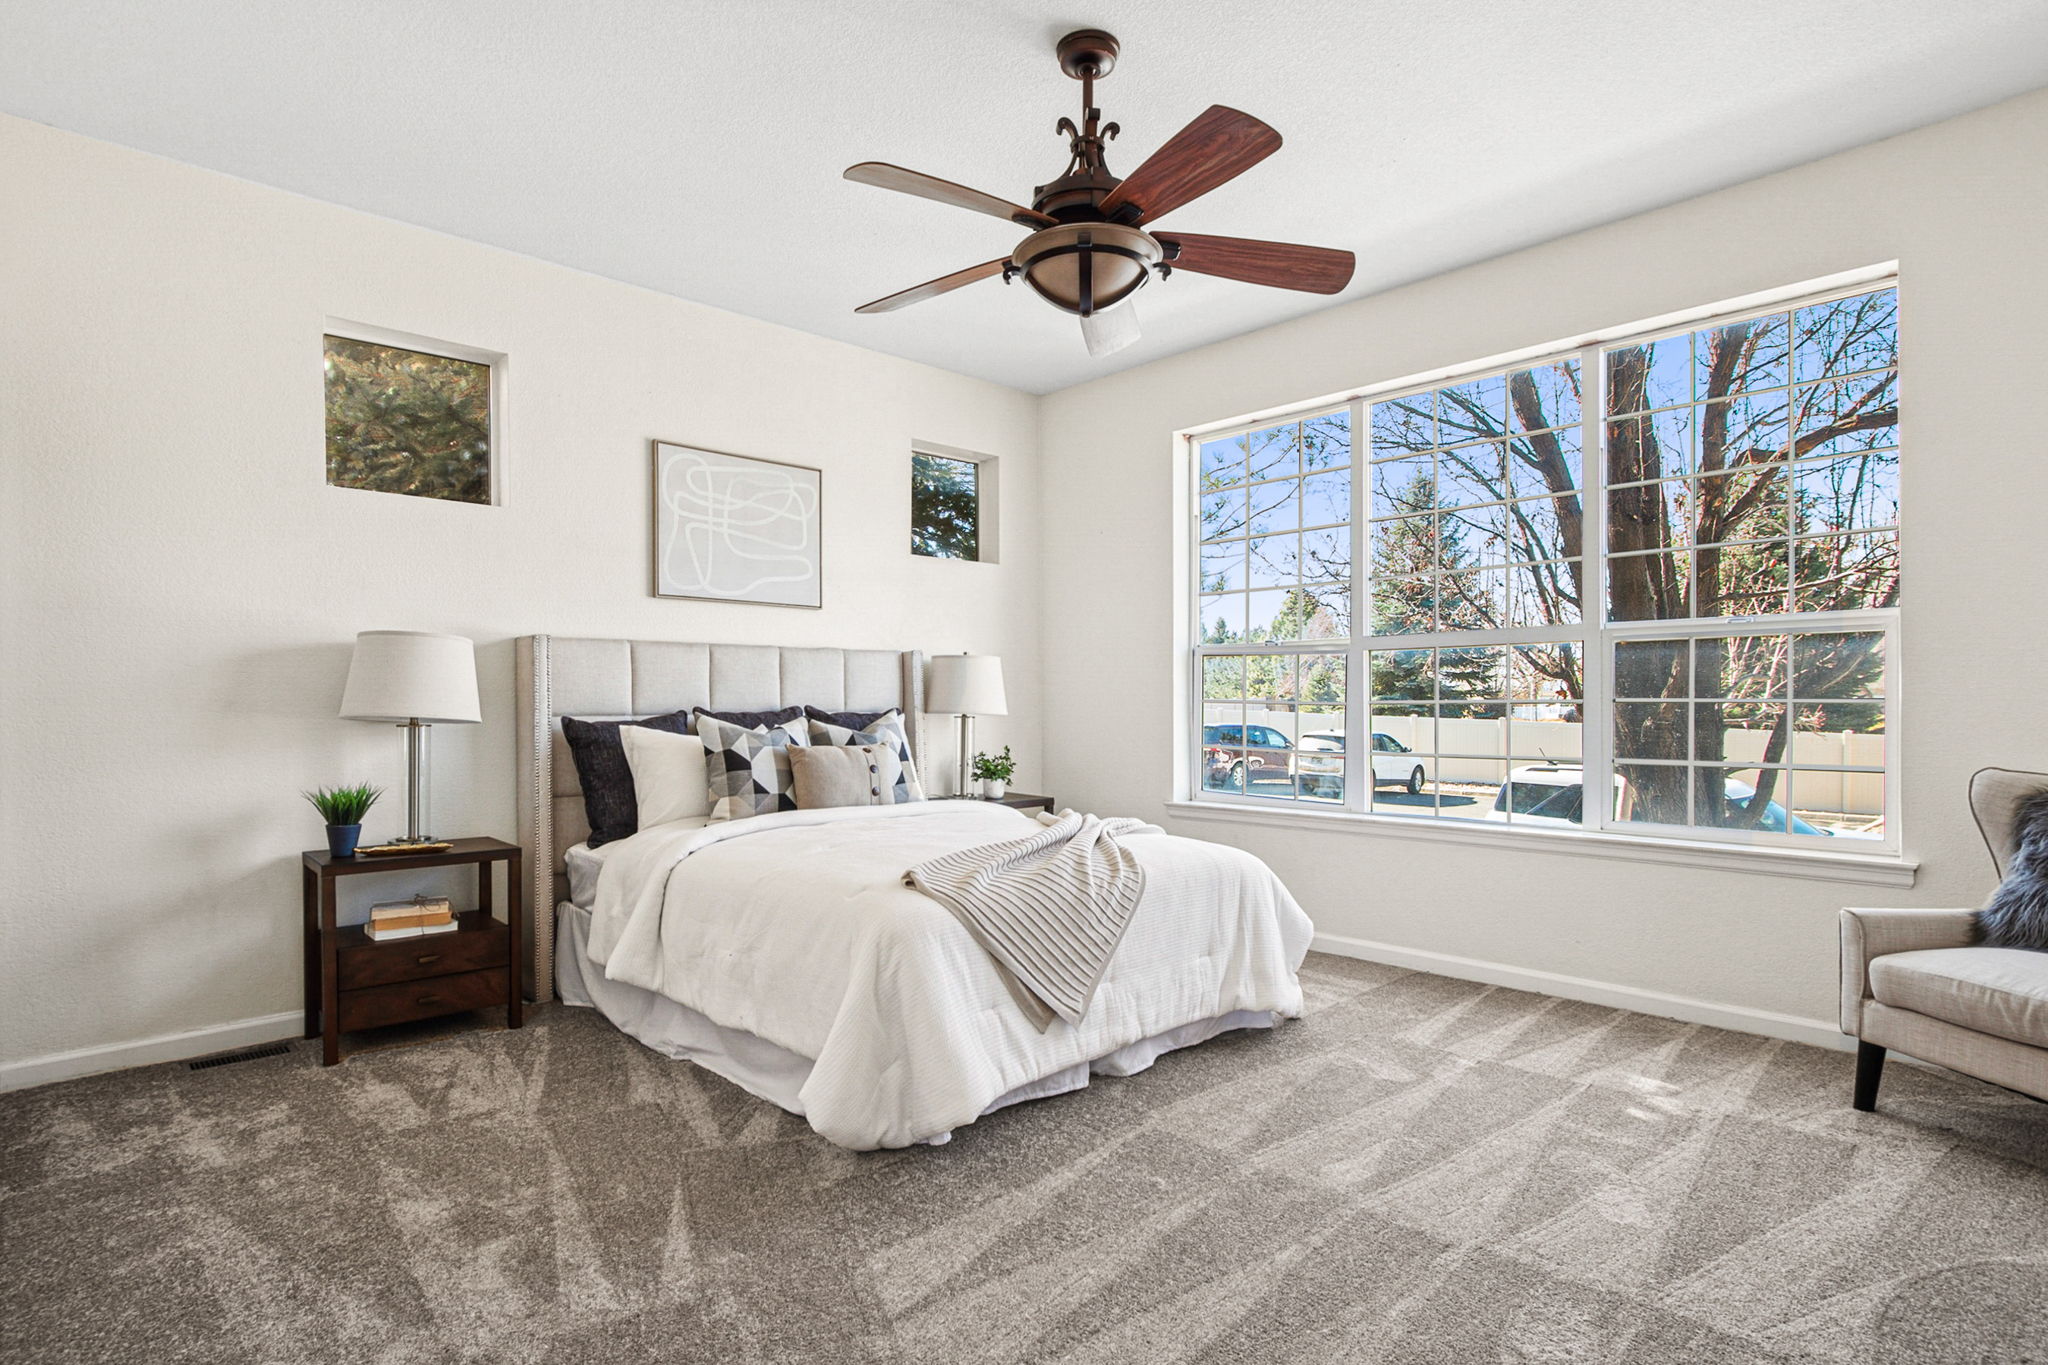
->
[652,441,823,608]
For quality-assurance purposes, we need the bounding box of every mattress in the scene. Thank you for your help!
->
[554,900,1278,1146]
[563,842,606,911]
[564,816,708,909]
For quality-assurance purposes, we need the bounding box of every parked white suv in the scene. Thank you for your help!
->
[1297,730,1428,797]
[1484,764,1625,827]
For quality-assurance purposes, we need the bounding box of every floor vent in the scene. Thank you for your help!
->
[188,1042,291,1071]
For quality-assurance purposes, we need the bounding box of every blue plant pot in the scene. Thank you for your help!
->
[326,823,362,858]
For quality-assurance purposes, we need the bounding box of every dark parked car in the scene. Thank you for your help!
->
[1203,725,1427,797]
[1201,723,1295,793]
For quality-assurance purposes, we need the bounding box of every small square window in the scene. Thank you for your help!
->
[912,452,982,560]
[324,332,496,504]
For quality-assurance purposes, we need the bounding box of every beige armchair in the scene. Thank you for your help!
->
[1840,768,2048,1110]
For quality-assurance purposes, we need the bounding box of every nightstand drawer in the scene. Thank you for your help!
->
[339,967,506,1032]
[338,913,508,989]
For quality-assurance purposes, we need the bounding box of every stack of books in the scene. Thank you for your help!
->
[365,895,458,942]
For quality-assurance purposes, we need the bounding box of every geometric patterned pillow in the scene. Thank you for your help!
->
[807,709,925,804]
[696,713,810,823]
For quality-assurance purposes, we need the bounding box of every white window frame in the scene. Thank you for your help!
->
[323,318,506,506]
[1179,268,1908,880]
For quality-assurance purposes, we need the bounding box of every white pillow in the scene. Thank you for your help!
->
[619,726,710,827]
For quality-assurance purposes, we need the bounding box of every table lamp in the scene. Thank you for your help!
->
[927,653,1007,798]
[339,630,481,842]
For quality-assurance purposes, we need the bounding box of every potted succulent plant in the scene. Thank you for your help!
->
[971,746,1016,800]
[305,782,381,858]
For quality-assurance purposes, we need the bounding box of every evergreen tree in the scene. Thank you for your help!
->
[1367,470,1498,711]
[324,336,491,504]
[910,454,979,559]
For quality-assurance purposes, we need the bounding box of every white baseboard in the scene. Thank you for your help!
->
[1310,932,1853,1052]
[0,945,1852,1092]
[0,1011,305,1093]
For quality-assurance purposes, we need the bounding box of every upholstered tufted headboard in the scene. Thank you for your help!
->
[514,635,926,1001]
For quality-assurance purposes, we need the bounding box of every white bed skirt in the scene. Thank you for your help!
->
[554,901,1277,1146]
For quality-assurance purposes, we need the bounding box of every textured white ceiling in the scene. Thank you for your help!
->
[6,1,2047,393]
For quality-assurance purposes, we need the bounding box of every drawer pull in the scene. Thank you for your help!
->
[415,954,441,965]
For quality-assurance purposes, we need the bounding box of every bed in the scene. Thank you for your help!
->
[515,634,1313,1149]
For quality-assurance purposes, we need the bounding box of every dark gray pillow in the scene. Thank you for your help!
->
[694,705,803,732]
[1978,789,2048,950]
[805,704,894,732]
[562,711,692,848]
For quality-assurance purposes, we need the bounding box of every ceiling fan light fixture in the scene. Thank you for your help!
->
[1010,222,1162,317]
[843,31,1355,353]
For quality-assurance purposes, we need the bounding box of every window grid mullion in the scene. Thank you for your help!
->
[1347,397,1370,813]
[1583,342,1615,836]
[1186,434,1200,800]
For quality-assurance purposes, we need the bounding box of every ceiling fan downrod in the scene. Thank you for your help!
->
[1051,29,1121,196]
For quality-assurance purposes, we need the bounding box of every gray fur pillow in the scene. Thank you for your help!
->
[1978,789,2048,950]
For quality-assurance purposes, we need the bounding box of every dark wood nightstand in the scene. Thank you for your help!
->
[302,837,523,1066]
[982,792,1055,813]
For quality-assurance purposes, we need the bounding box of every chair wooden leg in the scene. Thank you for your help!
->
[1853,1041,1885,1111]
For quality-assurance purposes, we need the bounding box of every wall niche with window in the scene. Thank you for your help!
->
[911,446,998,562]
[323,324,503,505]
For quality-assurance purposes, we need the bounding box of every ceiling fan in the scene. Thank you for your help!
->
[844,29,1356,358]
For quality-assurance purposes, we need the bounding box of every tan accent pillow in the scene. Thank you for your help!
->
[789,742,904,810]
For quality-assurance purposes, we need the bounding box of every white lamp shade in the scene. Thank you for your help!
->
[927,653,1007,716]
[339,631,481,723]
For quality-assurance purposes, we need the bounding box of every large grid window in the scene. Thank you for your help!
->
[1190,281,1899,851]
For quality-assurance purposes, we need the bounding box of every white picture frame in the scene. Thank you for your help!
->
[651,441,823,609]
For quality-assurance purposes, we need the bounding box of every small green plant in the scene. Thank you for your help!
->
[971,746,1016,784]
[304,782,382,826]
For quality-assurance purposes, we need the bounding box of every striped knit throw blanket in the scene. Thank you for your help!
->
[905,810,1160,1032]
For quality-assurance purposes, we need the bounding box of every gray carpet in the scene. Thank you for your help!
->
[3,953,2044,1365]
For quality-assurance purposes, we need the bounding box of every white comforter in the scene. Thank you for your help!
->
[588,802,1313,1149]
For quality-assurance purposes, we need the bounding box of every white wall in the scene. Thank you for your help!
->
[0,116,1042,1073]
[1038,89,2048,1037]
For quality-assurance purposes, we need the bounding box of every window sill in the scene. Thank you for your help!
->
[1163,798,1918,888]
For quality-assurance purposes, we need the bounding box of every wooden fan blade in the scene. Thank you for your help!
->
[1156,232,1355,295]
[854,258,1008,315]
[1095,106,1281,224]
[844,162,1056,229]
[1081,302,1140,357]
